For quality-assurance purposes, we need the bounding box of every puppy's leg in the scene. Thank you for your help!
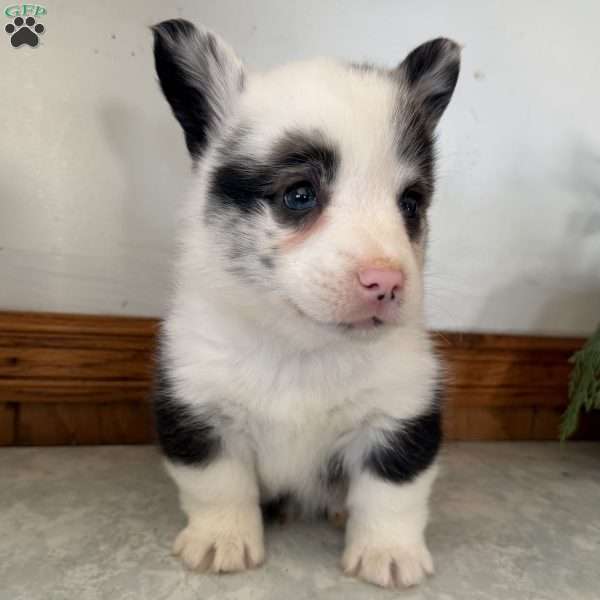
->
[342,409,440,588]
[153,370,264,573]
[166,457,264,572]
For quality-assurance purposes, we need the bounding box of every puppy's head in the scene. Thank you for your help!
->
[153,20,460,336]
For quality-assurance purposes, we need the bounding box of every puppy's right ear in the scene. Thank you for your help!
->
[396,38,461,131]
[151,19,244,158]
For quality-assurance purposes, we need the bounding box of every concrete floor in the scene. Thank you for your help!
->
[1,443,599,600]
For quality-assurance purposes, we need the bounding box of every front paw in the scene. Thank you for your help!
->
[173,505,265,573]
[342,540,434,588]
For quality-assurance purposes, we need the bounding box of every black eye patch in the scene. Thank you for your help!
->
[394,109,436,243]
[397,182,431,241]
[208,130,339,227]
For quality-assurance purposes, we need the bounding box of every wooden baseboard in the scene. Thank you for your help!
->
[0,311,596,445]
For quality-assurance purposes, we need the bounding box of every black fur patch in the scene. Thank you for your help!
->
[209,130,339,227]
[261,494,292,523]
[365,406,442,483]
[405,39,445,86]
[153,364,221,465]
[152,20,213,157]
[395,108,436,242]
[423,60,459,123]
[152,19,244,158]
[401,38,460,127]
[403,212,425,242]
[397,179,432,242]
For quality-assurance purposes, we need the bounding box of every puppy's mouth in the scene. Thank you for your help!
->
[286,299,390,332]
[339,316,386,331]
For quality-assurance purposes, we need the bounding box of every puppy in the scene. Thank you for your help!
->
[151,19,460,589]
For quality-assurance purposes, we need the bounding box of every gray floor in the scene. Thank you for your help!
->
[1,443,599,600]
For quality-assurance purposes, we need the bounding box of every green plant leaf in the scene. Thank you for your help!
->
[560,324,600,441]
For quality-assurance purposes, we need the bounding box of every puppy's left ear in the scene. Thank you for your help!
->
[152,19,244,158]
[397,38,461,129]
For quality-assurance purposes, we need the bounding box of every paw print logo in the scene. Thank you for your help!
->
[5,16,45,48]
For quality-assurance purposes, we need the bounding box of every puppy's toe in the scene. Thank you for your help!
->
[342,541,434,588]
[173,505,265,573]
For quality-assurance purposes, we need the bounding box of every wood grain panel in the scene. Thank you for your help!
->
[0,310,595,445]
[443,405,534,441]
[0,403,16,445]
[0,379,151,404]
[444,386,568,409]
[0,311,158,336]
[0,347,153,380]
[17,403,154,445]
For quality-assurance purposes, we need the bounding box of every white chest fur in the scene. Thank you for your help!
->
[164,301,438,506]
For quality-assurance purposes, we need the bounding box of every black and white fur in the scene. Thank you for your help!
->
[151,19,460,589]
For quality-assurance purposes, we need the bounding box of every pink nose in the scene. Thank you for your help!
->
[357,267,404,302]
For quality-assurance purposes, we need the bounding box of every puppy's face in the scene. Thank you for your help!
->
[153,21,460,335]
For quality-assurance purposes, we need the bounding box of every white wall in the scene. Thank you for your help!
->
[1,0,599,335]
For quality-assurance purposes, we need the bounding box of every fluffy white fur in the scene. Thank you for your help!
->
[153,23,460,589]
[164,282,438,585]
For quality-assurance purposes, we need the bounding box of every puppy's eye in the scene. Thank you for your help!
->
[398,189,422,218]
[283,182,318,212]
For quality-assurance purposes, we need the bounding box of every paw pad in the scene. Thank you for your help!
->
[5,16,45,48]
